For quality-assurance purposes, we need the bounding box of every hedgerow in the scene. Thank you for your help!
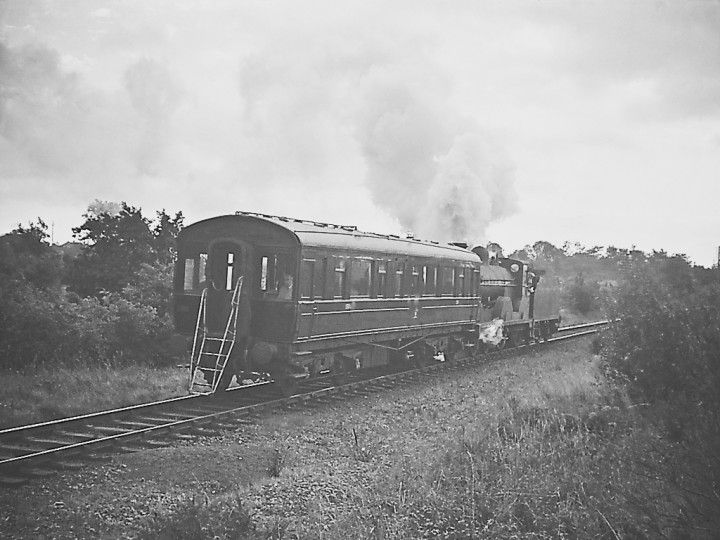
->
[601,252,720,537]
[0,209,181,371]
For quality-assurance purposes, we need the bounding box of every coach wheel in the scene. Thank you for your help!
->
[443,338,461,362]
[274,373,298,397]
[332,356,353,386]
[412,344,434,368]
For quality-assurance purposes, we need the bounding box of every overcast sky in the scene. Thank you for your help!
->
[1,0,718,266]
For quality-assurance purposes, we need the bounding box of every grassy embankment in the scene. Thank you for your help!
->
[0,309,598,431]
[0,366,187,429]
[128,338,680,539]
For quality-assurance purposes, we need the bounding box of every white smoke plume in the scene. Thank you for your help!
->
[0,2,518,244]
[354,65,517,245]
[86,200,122,217]
[237,25,518,244]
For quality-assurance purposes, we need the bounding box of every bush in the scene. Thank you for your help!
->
[602,256,720,407]
[601,253,720,537]
[0,210,182,371]
[0,283,177,371]
[563,273,599,315]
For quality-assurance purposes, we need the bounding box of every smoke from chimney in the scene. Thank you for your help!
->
[354,67,517,245]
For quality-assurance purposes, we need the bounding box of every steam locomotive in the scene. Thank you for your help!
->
[173,212,560,395]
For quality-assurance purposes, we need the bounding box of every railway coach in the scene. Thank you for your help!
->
[173,212,559,395]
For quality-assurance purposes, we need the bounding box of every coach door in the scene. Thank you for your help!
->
[207,240,253,335]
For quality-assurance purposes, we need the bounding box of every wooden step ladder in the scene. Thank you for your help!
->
[188,276,243,394]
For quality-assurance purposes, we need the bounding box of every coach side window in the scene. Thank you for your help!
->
[394,262,405,297]
[334,257,347,298]
[456,267,465,296]
[440,266,455,296]
[350,259,372,297]
[376,261,388,298]
[300,258,315,299]
[260,253,296,299]
[409,265,421,297]
[300,256,325,300]
[422,265,437,296]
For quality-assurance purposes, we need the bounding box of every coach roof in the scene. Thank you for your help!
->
[184,212,480,263]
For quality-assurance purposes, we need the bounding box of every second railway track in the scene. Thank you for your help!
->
[0,321,607,488]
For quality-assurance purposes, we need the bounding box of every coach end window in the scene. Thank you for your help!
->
[182,253,208,293]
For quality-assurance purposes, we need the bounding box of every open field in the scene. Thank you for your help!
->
[2,337,686,539]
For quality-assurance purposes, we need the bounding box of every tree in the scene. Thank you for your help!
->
[0,219,62,290]
[152,209,184,266]
[67,202,183,298]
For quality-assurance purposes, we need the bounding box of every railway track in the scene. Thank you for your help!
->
[0,321,607,488]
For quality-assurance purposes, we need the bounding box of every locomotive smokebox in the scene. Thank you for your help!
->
[478,265,515,303]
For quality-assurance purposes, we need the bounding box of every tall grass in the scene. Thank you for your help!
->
[137,343,679,539]
[0,365,187,428]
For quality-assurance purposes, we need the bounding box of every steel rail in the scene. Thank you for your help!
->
[0,394,202,438]
[556,320,609,332]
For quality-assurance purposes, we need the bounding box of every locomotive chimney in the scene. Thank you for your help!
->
[471,245,490,264]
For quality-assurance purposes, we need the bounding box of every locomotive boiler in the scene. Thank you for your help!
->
[173,212,560,395]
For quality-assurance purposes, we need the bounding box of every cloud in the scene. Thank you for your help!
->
[0,40,142,181]
[231,11,518,242]
[123,57,183,174]
[541,1,720,121]
[1,0,718,266]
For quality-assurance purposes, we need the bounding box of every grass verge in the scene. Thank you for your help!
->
[135,340,694,539]
[0,365,187,428]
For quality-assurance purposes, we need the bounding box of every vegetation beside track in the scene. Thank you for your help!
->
[0,365,187,429]
[133,339,717,539]
[0,337,705,539]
